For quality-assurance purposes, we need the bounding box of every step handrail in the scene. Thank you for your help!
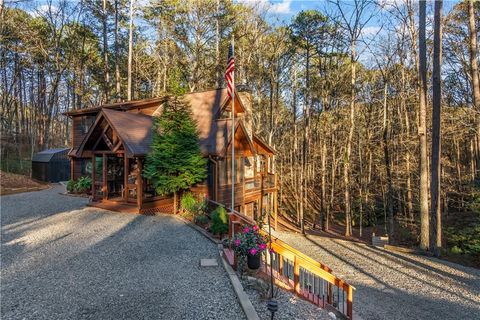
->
[206,199,355,319]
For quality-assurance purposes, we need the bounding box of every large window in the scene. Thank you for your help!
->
[218,156,244,186]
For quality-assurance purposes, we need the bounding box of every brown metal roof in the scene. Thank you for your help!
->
[102,109,153,156]
[70,88,267,157]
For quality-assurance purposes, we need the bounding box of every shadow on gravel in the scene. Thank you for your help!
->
[1,208,110,268]
[351,282,480,320]
[327,238,479,306]
[303,236,480,320]
[349,240,480,286]
[2,212,240,320]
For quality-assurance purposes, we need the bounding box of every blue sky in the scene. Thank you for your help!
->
[238,0,460,28]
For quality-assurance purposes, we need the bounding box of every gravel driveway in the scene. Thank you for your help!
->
[1,185,245,320]
[271,231,480,320]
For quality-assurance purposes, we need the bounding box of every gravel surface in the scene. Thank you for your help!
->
[1,185,245,320]
[271,230,480,320]
[241,276,332,320]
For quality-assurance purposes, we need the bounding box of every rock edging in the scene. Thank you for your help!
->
[173,214,260,320]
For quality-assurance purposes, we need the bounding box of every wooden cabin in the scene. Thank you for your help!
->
[65,88,277,220]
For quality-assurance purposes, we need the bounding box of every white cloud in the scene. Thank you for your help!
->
[362,26,382,36]
[235,0,292,15]
[31,4,59,17]
[270,0,293,14]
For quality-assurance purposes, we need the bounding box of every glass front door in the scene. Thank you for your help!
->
[94,155,103,199]
[106,154,124,200]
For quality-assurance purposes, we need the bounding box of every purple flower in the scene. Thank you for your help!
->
[259,243,267,250]
[252,225,259,232]
[243,227,250,234]
[249,248,257,256]
[234,239,241,246]
[269,248,275,254]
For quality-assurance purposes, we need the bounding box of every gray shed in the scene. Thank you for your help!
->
[32,148,70,182]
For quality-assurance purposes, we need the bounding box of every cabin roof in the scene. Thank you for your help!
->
[68,88,268,158]
[102,109,153,156]
[64,88,245,116]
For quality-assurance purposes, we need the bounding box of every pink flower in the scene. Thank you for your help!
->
[249,248,257,256]
[259,243,267,250]
[234,239,241,247]
[243,227,250,234]
[252,225,259,232]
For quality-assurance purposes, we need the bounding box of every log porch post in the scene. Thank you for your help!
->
[136,158,143,209]
[92,156,96,198]
[124,155,129,201]
[102,154,107,199]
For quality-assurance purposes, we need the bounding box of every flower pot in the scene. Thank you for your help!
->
[247,253,261,270]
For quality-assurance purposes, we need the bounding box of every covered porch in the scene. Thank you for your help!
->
[73,108,173,214]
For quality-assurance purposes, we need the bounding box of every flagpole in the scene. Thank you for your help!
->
[231,35,235,223]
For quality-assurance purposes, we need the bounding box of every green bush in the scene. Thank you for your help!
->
[450,246,462,254]
[194,214,209,226]
[66,179,76,193]
[71,176,92,193]
[66,177,91,194]
[181,192,197,214]
[210,206,229,236]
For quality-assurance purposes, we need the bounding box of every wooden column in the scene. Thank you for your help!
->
[70,159,74,181]
[347,285,353,320]
[274,189,278,231]
[136,158,143,208]
[102,154,107,199]
[124,155,129,201]
[92,156,96,199]
[293,256,300,294]
[259,173,264,224]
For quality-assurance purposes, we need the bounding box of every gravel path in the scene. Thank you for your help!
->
[1,185,245,320]
[271,230,480,320]
[241,276,332,320]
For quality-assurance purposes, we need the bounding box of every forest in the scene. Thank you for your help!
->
[1,0,479,264]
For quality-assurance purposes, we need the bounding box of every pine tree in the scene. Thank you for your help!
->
[143,97,207,210]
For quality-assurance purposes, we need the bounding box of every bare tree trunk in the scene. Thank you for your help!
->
[430,0,443,256]
[382,83,394,241]
[468,0,480,172]
[103,0,110,103]
[321,139,326,230]
[418,0,430,251]
[0,0,4,20]
[215,0,220,87]
[114,0,121,101]
[127,0,134,101]
[344,39,356,237]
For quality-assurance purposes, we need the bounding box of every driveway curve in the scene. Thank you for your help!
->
[271,230,480,320]
[1,185,245,320]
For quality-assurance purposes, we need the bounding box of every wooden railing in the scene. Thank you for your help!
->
[206,199,355,319]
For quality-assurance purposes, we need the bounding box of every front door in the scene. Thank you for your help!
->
[106,154,124,200]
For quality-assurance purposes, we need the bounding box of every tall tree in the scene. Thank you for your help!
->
[102,0,109,102]
[468,0,480,168]
[290,10,330,234]
[114,0,121,101]
[331,0,376,237]
[430,0,443,256]
[418,0,429,250]
[127,0,134,100]
[143,97,207,211]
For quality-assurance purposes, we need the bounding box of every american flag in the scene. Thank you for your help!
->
[225,43,235,99]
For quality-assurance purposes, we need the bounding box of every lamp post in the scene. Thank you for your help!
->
[267,212,278,319]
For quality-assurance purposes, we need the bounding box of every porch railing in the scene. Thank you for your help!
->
[206,199,355,320]
[244,173,276,194]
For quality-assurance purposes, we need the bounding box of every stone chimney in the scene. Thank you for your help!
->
[236,84,253,138]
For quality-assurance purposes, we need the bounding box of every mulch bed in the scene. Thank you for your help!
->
[0,171,49,195]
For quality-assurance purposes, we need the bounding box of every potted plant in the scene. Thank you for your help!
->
[231,225,268,270]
